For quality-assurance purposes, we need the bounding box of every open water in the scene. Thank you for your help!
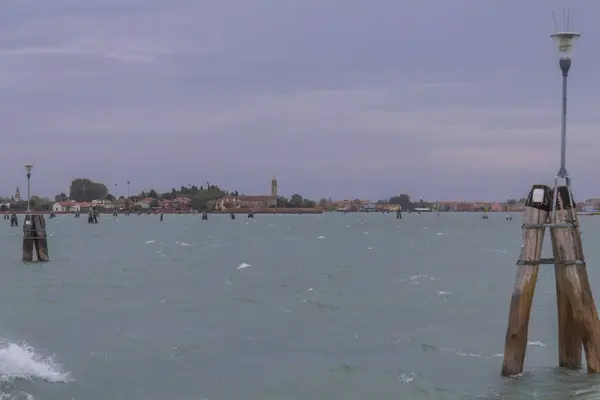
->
[2,212,600,399]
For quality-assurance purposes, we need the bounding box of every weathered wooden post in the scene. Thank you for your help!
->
[22,214,49,262]
[502,184,551,376]
[22,214,34,262]
[550,185,582,369]
[550,185,600,372]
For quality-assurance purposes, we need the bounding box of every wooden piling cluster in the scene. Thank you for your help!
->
[88,209,98,224]
[22,214,49,262]
[502,184,600,376]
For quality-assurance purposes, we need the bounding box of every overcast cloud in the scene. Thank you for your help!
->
[1,0,599,201]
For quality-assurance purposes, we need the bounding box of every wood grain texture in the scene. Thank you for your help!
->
[551,186,600,373]
[502,185,551,376]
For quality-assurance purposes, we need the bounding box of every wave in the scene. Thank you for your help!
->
[0,340,70,383]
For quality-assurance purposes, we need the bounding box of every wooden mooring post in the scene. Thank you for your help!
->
[502,184,600,376]
[22,214,49,262]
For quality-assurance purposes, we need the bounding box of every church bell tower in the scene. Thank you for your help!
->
[271,175,278,197]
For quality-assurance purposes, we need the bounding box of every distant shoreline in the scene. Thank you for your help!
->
[2,208,325,215]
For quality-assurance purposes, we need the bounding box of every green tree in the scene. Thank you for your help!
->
[148,189,158,198]
[189,187,226,211]
[70,179,108,202]
[302,198,316,208]
[54,193,68,202]
[288,194,303,207]
[277,196,288,207]
[389,194,412,210]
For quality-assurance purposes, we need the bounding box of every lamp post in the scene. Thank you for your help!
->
[127,181,130,198]
[550,30,580,181]
[24,164,33,213]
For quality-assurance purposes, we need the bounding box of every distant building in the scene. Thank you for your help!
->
[360,203,377,212]
[14,187,20,202]
[491,202,504,212]
[92,199,115,208]
[135,200,151,210]
[271,175,278,197]
[52,201,80,212]
[215,196,276,211]
[215,176,278,211]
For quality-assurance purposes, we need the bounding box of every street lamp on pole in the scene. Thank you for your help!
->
[127,181,130,198]
[24,164,33,213]
[550,30,580,181]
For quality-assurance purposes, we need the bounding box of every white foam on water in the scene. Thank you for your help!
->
[317,236,325,239]
[409,274,435,283]
[482,248,508,254]
[145,240,155,244]
[398,372,416,384]
[527,340,547,347]
[0,340,70,383]
[436,232,444,236]
[237,262,250,269]
[0,391,35,400]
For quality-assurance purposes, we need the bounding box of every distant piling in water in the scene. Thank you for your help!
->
[202,212,208,220]
[88,209,98,224]
[230,212,235,220]
[10,213,18,227]
[22,214,49,262]
[160,212,164,222]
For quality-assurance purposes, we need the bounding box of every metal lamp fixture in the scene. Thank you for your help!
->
[24,164,33,212]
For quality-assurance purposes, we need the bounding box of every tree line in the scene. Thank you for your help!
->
[54,178,318,211]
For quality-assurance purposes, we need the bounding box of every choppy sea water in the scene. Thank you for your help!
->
[2,212,600,399]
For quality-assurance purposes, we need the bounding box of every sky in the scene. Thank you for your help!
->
[1,0,600,202]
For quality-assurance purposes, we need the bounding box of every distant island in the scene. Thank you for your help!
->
[8,176,599,214]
